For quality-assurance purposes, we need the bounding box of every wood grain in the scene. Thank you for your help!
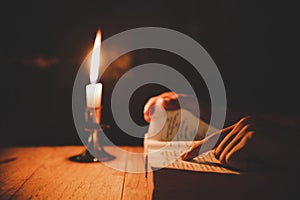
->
[0,146,149,200]
[121,147,149,200]
[0,147,54,199]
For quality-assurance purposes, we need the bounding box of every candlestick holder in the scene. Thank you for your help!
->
[69,107,115,162]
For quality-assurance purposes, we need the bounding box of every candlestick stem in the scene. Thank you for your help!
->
[69,107,114,162]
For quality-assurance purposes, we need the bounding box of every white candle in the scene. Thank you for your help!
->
[86,29,102,108]
[86,83,102,108]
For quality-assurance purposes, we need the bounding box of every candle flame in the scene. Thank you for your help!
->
[90,29,101,84]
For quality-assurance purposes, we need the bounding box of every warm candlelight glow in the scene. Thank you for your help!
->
[90,29,102,84]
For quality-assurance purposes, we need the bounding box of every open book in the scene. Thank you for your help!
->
[145,108,239,174]
[145,108,298,199]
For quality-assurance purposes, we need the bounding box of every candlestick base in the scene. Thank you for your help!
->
[69,124,115,163]
[69,146,115,163]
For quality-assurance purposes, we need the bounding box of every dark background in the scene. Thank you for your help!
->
[0,0,298,146]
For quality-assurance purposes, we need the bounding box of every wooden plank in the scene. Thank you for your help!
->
[0,146,55,199]
[122,147,149,200]
[5,146,127,200]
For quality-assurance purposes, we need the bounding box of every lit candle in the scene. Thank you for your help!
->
[86,29,102,109]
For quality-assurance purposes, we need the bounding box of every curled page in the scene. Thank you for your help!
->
[147,108,218,141]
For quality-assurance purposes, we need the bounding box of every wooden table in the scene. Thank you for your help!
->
[0,146,150,200]
[2,145,299,200]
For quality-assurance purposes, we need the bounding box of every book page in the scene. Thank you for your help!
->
[145,135,239,175]
[147,108,218,141]
[158,150,239,174]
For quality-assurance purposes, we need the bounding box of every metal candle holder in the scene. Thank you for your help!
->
[69,107,115,162]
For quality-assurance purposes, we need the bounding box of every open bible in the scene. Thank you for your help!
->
[144,107,298,200]
[144,107,238,174]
